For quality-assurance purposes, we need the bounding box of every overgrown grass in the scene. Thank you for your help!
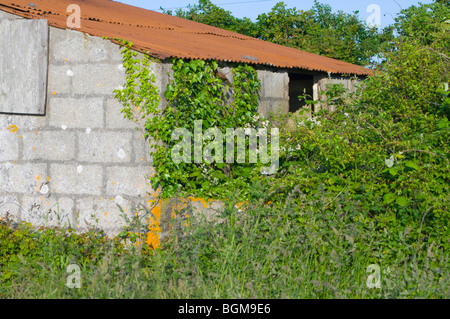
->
[1,187,448,299]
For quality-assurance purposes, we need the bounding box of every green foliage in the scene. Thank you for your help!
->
[114,41,262,199]
[162,0,258,36]
[1,191,448,298]
[245,1,450,256]
[256,1,388,66]
[0,218,128,287]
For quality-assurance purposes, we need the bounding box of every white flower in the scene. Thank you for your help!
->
[262,120,269,128]
[296,144,302,150]
[344,113,349,117]
[252,114,260,123]
[244,128,252,135]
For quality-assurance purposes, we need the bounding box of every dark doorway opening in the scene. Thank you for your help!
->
[288,73,314,113]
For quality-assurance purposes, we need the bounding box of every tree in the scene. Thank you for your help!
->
[255,1,390,66]
[162,0,258,36]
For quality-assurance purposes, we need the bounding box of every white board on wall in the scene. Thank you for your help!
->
[0,18,48,115]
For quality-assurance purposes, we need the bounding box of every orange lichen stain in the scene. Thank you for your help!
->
[104,212,108,217]
[34,130,39,136]
[52,91,56,95]
[7,125,18,134]
[36,175,41,183]
[187,196,214,208]
[143,200,162,250]
[33,147,37,151]
[66,59,69,62]
[146,232,160,249]
[47,177,50,182]
[113,181,116,185]
[140,158,144,161]
[98,84,101,87]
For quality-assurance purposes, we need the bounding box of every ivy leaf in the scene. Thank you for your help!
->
[396,196,409,207]
[383,193,396,204]
[388,167,397,176]
[405,161,419,171]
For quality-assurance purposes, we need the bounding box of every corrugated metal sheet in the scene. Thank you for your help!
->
[0,0,373,76]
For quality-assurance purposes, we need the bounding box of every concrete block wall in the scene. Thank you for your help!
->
[0,21,160,236]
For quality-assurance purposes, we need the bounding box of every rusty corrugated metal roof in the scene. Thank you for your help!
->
[0,0,373,76]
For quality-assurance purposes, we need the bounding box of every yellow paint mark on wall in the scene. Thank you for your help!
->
[7,125,18,134]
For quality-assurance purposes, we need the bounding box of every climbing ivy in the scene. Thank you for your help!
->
[114,40,263,199]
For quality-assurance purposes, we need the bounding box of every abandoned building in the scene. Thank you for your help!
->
[0,0,372,236]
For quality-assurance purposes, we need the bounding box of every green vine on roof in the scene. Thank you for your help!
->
[113,39,263,199]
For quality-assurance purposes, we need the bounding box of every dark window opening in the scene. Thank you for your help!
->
[288,73,314,113]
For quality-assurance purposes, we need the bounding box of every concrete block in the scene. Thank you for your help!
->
[257,99,288,119]
[47,65,72,95]
[78,131,132,163]
[22,131,76,161]
[49,28,124,64]
[49,97,104,129]
[51,164,103,195]
[133,132,153,164]
[106,166,153,197]
[75,196,142,236]
[72,63,126,95]
[0,162,48,194]
[0,130,19,161]
[21,195,75,228]
[0,192,21,219]
[105,98,138,129]
[0,114,47,131]
[258,70,289,99]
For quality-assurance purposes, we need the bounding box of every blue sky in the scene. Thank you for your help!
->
[115,0,434,28]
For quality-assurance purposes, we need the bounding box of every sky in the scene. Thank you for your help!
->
[115,0,435,28]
